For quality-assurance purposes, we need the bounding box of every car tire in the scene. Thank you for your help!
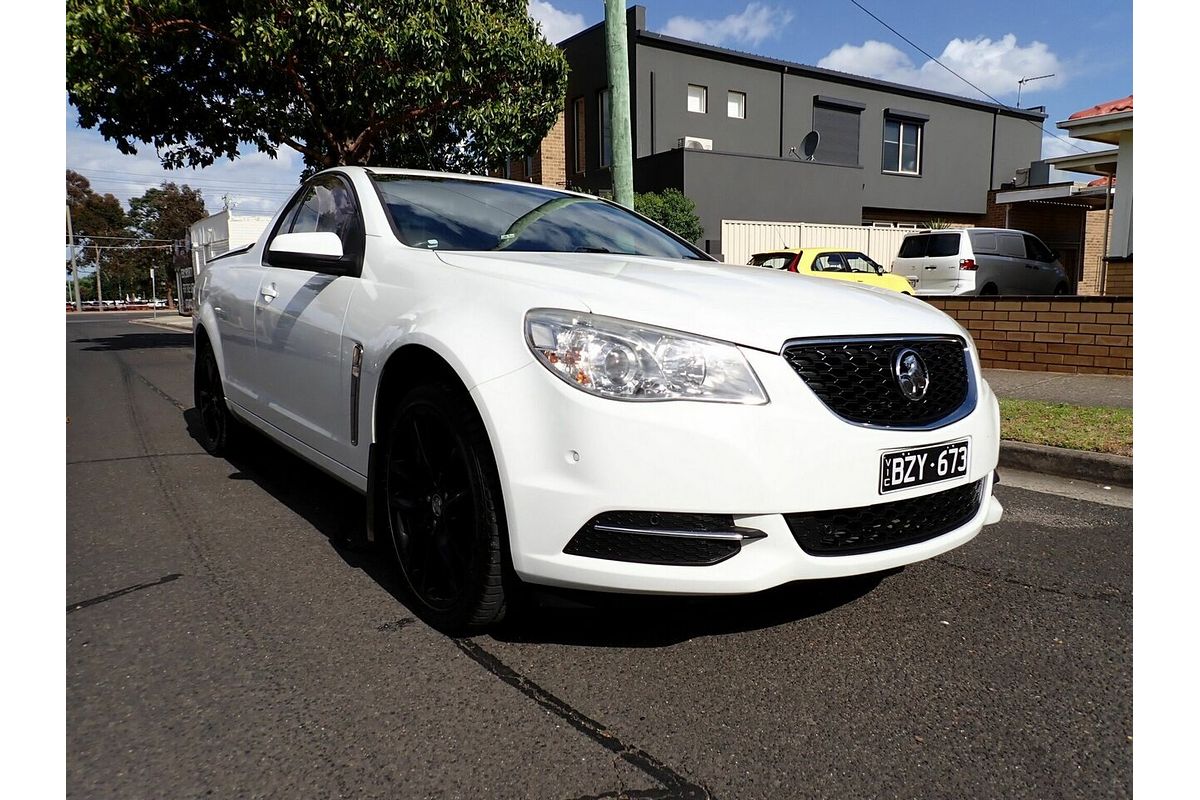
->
[979,283,999,296]
[194,342,240,456]
[382,382,507,633]
[1054,282,1069,296]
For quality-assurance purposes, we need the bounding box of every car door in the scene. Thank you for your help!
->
[203,252,267,412]
[841,252,884,287]
[1022,234,1060,294]
[253,173,365,468]
[922,232,962,295]
[995,233,1028,293]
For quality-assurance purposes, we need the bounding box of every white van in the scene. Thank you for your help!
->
[892,228,1070,296]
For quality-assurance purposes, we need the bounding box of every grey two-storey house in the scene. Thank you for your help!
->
[555,6,1045,256]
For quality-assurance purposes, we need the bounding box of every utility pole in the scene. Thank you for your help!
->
[93,243,104,310]
[66,205,82,312]
[604,0,634,208]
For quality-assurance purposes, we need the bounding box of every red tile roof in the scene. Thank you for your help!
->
[1069,95,1133,120]
[1087,176,1114,187]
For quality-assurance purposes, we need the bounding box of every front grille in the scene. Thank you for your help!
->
[564,511,762,566]
[782,336,972,428]
[785,479,985,556]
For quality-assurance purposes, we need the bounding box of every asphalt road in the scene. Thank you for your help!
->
[66,313,1132,799]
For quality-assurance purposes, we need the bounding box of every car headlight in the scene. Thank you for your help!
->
[524,309,768,404]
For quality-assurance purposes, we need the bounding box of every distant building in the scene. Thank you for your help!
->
[506,5,1046,259]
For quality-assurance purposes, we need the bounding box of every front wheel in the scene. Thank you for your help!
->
[382,382,508,633]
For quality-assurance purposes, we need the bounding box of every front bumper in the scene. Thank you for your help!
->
[472,346,1002,595]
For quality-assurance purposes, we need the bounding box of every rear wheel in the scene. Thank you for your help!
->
[382,382,507,633]
[194,342,239,456]
[1053,282,1070,295]
[979,283,999,296]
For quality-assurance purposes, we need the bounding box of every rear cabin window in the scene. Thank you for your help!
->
[997,234,1026,258]
[749,253,795,269]
[971,232,997,252]
[897,236,928,258]
[926,233,961,258]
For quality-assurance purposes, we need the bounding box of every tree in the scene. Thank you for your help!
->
[66,1,568,174]
[66,170,131,298]
[634,189,704,244]
[127,183,208,308]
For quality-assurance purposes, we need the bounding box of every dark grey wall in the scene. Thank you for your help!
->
[680,151,864,242]
[992,113,1043,188]
[779,74,1037,216]
[635,45,781,158]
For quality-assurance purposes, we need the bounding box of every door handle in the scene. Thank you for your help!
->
[924,265,937,270]
[261,283,278,301]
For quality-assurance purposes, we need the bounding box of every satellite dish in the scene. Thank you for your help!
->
[800,130,820,161]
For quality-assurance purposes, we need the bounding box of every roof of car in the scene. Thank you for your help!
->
[751,246,862,255]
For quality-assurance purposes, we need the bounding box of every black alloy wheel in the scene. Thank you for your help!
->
[194,343,237,456]
[383,383,507,632]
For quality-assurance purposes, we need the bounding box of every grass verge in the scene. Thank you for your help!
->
[999,399,1132,457]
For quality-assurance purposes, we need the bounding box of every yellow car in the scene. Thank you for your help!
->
[748,248,917,294]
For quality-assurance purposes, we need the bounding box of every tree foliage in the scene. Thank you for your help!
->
[634,189,704,244]
[66,1,568,174]
[126,183,208,305]
[66,170,130,284]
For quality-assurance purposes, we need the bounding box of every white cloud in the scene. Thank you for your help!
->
[662,2,793,48]
[527,1,586,44]
[817,35,1064,101]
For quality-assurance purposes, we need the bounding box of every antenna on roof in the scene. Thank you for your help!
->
[1016,74,1055,108]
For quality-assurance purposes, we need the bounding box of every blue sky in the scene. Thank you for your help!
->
[66,1,1132,216]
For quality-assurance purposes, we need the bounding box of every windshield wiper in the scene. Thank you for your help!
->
[574,246,612,253]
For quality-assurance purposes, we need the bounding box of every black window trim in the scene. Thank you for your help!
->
[262,170,366,278]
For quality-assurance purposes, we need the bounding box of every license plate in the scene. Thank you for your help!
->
[879,439,970,494]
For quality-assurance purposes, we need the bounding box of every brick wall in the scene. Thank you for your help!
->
[1104,259,1133,295]
[1079,210,1106,295]
[489,111,567,188]
[924,296,1133,375]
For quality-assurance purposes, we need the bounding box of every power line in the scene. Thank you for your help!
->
[69,165,303,188]
[845,0,1093,156]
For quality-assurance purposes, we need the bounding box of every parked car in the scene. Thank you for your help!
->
[892,228,1070,296]
[194,167,1004,632]
[749,248,916,294]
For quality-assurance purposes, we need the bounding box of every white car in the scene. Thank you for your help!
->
[194,167,1004,631]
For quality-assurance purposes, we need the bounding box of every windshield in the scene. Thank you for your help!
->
[370,175,708,260]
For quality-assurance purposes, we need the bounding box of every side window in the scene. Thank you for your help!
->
[1023,235,1053,262]
[843,253,879,273]
[267,174,364,269]
[286,176,359,246]
[812,253,846,272]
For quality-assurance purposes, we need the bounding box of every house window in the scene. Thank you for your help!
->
[727,91,746,119]
[573,97,586,174]
[883,117,922,175]
[687,84,707,113]
[598,88,612,168]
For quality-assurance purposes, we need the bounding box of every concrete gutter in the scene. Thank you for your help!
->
[999,440,1132,488]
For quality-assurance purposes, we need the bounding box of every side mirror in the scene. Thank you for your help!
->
[268,231,350,273]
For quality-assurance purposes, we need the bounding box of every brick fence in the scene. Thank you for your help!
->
[922,296,1133,375]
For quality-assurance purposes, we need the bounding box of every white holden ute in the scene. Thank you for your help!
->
[194,167,1003,632]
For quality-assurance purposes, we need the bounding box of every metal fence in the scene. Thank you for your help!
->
[720,221,915,270]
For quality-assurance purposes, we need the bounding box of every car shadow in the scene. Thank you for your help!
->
[183,407,896,647]
[79,332,192,351]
